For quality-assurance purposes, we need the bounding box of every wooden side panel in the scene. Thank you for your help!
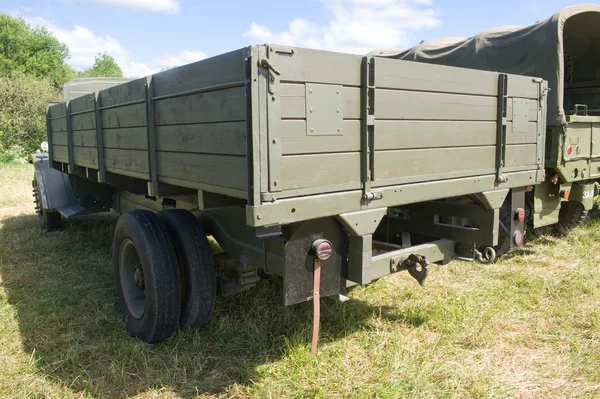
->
[104,148,148,178]
[52,131,67,146]
[73,146,98,168]
[99,78,146,107]
[156,152,247,190]
[52,145,68,162]
[152,49,247,97]
[374,146,496,185]
[103,127,147,150]
[264,47,543,200]
[72,130,97,147]
[71,112,96,130]
[281,153,361,190]
[375,57,539,99]
[49,118,67,133]
[154,86,246,125]
[156,122,246,155]
[101,103,147,128]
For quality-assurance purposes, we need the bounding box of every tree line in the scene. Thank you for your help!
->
[0,14,124,162]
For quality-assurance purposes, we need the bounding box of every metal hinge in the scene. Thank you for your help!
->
[363,190,383,200]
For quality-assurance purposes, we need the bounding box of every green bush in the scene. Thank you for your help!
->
[0,72,61,159]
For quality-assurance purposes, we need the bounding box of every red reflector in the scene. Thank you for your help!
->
[515,208,525,222]
[525,185,534,192]
[567,146,573,155]
[311,239,333,260]
[514,230,523,246]
[551,175,559,184]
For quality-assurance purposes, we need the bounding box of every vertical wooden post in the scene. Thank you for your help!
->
[146,76,159,197]
[95,92,106,182]
[65,100,75,174]
[46,105,53,167]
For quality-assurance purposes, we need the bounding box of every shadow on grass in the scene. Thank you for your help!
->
[0,213,419,398]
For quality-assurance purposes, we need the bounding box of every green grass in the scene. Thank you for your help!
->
[1,162,599,398]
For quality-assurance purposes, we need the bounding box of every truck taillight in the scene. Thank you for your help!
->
[514,230,523,246]
[311,239,333,260]
[567,146,573,155]
[515,208,525,222]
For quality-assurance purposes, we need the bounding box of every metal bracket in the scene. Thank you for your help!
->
[574,104,589,116]
[390,253,429,286]
[361,56,376,199]
[495,74,508,183]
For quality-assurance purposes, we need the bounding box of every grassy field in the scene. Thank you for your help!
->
[0,162,599,399]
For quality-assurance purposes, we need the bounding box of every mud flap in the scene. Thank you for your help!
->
[283,218,347,306]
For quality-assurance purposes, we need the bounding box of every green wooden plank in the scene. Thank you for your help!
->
[281,152,361,191]
[505,144,538,168]
[71,112,96,130]
[156,122,246,155]
[48,103,66,118]
[374,146,495,183]
[51,131,67,146]
[49,118,67,133]
[280,120,360,154]
[158,177,248,199]
[104,148,149,175]
[52,145,68,162]
[99,78,146,108]
[101,103,147,128]
[374,120,538,150]
[103,127,148,150]
[375,58,539,100]
[152,48,247,98]
[376,90,497,121]
[154,86,246,126]
[156,151,247,191]
[72,130,97,147]
[69,93,95,114]
[269,46,362,86]
[73,146,98,168]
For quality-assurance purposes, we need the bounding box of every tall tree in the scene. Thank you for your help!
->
[79,53,124,78]
[0,14,74,86]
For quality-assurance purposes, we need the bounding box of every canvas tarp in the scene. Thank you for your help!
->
[370,4,600,126]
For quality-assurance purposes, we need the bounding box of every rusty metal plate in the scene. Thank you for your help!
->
[512,98,530,133]
[305,83,344,136]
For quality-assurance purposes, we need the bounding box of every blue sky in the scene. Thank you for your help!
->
[1,0,593,77]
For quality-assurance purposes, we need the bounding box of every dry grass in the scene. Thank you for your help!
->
[0,162,599,398]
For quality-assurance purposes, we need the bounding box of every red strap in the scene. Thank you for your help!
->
[311,258,321,356]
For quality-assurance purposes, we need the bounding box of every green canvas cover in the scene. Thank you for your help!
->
[371,4,600,126]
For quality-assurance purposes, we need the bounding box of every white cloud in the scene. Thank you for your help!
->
[22,16,205,78]
[244,0,441,54]
[62,0,180,14]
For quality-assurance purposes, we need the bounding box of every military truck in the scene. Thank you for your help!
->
[372,4,600,240]
[32,44,547,345]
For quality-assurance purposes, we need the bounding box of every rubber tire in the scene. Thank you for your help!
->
[557,201,588,232]
[158,209,216,329]
[113,210,181,343]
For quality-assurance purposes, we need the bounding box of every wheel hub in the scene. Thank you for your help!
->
[133,262,145,290]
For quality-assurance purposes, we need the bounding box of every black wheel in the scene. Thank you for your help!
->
[32,177,62,231]
[158,209,216,329]
[557,201,588,231]
[113,210,181,343]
